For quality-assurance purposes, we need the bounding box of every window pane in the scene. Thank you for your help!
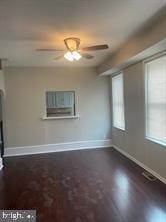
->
[146,55,166,145]
[112,73,125,130]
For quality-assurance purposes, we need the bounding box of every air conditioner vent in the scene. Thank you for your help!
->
[142,171,157,181]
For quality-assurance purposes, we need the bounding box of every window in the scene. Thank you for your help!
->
[145,55,166,146]
[112,73,125,130]
[46,91,76,117]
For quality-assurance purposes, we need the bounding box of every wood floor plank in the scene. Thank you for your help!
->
[0,148,165,222]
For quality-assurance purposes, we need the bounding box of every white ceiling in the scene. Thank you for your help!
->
[0,0,165,67]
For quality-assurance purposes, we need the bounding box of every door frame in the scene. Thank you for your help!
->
[0,90,5,158]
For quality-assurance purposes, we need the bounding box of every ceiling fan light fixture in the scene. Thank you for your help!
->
[64,51,74,61]
[72,51,82,60]
[64,51,82,61]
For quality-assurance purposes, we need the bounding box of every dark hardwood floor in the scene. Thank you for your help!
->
[0,148,166,222]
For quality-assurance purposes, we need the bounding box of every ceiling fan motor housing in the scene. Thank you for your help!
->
[64,37,80,52]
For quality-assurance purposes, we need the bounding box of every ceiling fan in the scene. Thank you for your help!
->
[36,37,109,61]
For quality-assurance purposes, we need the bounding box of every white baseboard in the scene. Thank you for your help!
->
[4,139,112,157]
[113,145,166,184]
[0,157,3,170]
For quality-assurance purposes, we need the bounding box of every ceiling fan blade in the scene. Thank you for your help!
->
[53,55,64,60]
[81,44,109,51]
[81,53,94,59]
[36,48,64,52]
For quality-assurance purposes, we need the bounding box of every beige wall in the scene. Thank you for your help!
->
[0,70,5,121]
[111,62,166,179]
[4,67,111,147]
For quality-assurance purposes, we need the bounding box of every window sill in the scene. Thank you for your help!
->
[146,137,166,147]
[113,126,125,131]
[42,115,80,120]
